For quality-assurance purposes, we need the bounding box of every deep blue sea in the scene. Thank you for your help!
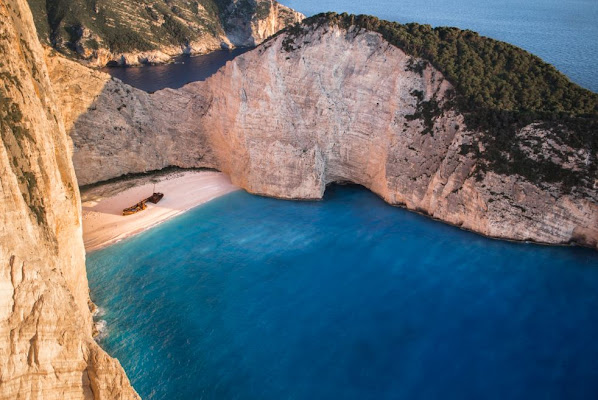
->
[88,186,598,400]
[91,1,598,398]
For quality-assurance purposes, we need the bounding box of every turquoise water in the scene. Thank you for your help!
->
[90,1,598,396]
[88,186,598,399]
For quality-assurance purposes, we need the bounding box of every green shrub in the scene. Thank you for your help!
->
[302,13,597,116]
[277,13,598,189]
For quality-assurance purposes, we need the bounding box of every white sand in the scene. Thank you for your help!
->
[81,170,239,252]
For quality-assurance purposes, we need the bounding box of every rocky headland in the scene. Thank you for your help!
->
[51,14,598,248]
[27,0,303,66]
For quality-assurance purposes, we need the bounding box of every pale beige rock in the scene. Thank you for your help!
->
[49,24,598,248]
[0,0,139,398]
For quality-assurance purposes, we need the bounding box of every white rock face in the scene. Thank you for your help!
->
[0,0,139,398]
[223,0,305,47]
[50,25,598,248]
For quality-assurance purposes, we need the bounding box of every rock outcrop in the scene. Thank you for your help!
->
[27,0,303,66]
[49,21,597,248]
[0,0,138,398]
[221,0,305,47]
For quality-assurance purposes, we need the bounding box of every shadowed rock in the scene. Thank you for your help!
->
[49,20,597,249]
[0,0,139,397]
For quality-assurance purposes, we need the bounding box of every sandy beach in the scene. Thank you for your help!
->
[81,170,239,252]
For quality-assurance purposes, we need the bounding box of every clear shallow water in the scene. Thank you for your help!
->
[280,0,598,92]
[101,47,250,92]
[88,186,598,400]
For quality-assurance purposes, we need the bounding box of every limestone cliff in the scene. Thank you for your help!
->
[221,0,305,46]
[27,0,303,66]
[50,20,597,248]
[0,0,138,398]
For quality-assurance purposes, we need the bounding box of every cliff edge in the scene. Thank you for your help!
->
[0,0,138,398]
[52,14,598,249]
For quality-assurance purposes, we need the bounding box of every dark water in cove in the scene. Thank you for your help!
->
[281,0,598,92]
[104,0,598,93]
[88,186,598,400]
[101,47,250,92]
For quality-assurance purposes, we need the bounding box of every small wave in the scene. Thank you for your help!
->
[94,320,109,342]
[92,306,106,318]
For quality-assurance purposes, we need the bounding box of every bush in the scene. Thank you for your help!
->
[284,13,598,189]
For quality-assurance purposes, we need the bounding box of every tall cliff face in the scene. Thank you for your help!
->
[221,0,305,46]
[0,0,138,398]
[27,0,303,66]
[50,22,597,248]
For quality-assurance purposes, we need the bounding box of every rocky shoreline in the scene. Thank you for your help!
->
[83,168,595,251]
[29,0,304,67]
[2,2,597,399]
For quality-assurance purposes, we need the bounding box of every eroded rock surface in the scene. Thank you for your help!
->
[221,0,305,47]
[51,24,598,248]
[0,0,139,398]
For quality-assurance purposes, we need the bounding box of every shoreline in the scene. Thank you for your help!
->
[97,46,254,69]
[79,170,594,253]
[81,170,239,252]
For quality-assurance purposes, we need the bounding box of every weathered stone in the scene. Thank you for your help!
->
[51,24,597,248]
[0,0,139,398]
[28,0,303,67]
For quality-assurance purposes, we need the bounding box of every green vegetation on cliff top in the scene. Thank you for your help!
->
[279,13,598,189]
[26,0,290,55]
[292,13,598,116]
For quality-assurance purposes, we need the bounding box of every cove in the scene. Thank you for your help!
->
[87,185,598,400]
[101,47,251,93]
[101,1,598,93]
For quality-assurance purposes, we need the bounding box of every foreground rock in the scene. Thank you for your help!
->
[50,19,598,248]
[0,0,138,398]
